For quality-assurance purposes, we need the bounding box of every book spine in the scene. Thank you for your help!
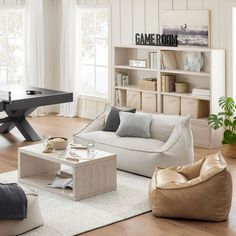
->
[162,76,166,92]
[165,76,176,92]
[116,90,120,106]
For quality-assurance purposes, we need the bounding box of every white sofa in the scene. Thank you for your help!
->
[74,110,194,177]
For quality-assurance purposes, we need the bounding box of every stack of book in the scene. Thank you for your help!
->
[192,88,210,98]
[116,73,129,86]
[161,75,176,92]
[149,52,157,69]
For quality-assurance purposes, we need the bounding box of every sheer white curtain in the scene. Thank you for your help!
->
[24,0,46,117]
[58,0,79,117]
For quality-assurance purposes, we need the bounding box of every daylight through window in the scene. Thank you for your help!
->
[78,7,109,99]
[0,9,24,86]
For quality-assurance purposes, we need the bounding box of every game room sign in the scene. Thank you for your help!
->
[135,33,178,47]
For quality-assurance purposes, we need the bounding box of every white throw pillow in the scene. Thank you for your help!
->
[116,112,152,138]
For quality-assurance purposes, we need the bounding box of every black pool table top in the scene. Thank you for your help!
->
[0,86,73,112]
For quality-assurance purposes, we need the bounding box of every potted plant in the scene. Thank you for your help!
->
[208,96,236,157]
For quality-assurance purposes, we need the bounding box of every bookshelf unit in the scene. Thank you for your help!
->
[113,45,225,148]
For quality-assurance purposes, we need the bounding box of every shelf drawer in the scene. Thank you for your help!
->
[163,95,180,115]
[127,90,141,109]
[142,92,157,112]
[181,98,209,119]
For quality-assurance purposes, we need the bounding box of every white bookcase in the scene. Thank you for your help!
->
[113,45,225,148]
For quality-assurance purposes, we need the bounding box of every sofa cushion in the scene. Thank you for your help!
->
[103,106,136,132]
[116,112,152,138]
[149,114,183,142]
[78,131,164,153]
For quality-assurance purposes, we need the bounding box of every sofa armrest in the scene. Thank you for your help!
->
[160,115,192,153]
[75,113,106,136]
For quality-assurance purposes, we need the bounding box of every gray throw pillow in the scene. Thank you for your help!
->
[116,112,152,138]
[103,106,136,132]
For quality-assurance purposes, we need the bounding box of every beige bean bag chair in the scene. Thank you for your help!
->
[149,152,232,221]
[0,186,43,236]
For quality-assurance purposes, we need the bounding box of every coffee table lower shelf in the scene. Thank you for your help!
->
[19,170,74,200]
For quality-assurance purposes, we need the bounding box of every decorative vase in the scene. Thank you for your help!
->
[225,143,236,158]
[182,52,203,72]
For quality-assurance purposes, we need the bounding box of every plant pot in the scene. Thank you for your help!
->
[225,143,236,158]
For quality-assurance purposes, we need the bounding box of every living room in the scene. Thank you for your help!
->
[0,0,235,235]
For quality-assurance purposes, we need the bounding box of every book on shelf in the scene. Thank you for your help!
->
[46,177,73,189]
[161,51,178,70]
[116,73,128,86]
[149,52,158,69]
[192,88,210,97]
[161,75,176,92]
[116,89,126,106]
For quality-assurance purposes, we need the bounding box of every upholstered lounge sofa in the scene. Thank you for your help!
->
[74,110,194,177]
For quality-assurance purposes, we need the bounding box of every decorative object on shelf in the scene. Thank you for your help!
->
[161,75,176,92]
[149,52,158,69]
[161,51,178,70]
[48,137,68,150]
[129,59,147,68]
[162,10,210,47]
[175,82,189,93]
[135,33,178,47]
[183,52,204,72]
[139,78,157,91]
[208,97,236,157]
[122,75,129,86]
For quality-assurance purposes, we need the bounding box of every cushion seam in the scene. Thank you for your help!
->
[77,136,163,154]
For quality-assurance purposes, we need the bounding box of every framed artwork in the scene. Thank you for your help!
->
[162,10,210,47]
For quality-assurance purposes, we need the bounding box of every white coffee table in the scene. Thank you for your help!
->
[18,143,117,201]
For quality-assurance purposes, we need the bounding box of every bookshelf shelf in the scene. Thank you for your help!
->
[115,85,158,94]
[115,65,157,72]
[160,92,210,101]
[160,69,210,77]
[113,45,225,148]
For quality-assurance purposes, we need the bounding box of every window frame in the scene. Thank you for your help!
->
[0,5,25,86]
[77,4,112,103]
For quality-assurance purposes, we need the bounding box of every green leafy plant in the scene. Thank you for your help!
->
[208,97,236,145]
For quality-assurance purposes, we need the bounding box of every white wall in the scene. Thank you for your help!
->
[112,0,233,93]
[1,0,235,119]
[80,0,235,119]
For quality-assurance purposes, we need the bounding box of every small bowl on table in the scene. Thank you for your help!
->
[48,137,68,150]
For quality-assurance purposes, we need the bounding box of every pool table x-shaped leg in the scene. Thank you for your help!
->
[0,107,41,141]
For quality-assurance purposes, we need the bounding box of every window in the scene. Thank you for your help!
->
[78,7,110,99]
[0,9,24,86]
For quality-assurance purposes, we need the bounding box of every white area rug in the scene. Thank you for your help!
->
[0,171,151,236]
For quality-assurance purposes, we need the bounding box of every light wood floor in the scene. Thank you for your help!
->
[0,114,236,236]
